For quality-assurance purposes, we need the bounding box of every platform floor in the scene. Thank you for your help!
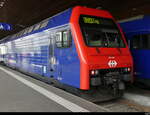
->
[0,65,109,112]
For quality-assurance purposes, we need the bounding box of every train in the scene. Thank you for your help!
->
[119,15,150,88]
[0,6,133,102]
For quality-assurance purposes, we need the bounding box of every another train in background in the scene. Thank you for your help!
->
[119,15,150,88]
[0,6,133,102]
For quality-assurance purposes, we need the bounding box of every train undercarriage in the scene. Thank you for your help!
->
[77,68,132,102]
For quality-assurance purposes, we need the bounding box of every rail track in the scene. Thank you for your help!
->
[94,91,150,112]
[96,98,143,112]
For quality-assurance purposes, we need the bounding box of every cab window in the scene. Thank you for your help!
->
[79,15,126,48]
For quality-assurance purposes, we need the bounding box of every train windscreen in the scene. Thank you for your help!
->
[79,15,126,48]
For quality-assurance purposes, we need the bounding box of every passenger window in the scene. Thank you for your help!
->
[56,30,72,48]
[21,30,25,36]
[131,34,150,49]
[23,29,28,35]
[34,24,41,31]
[40,20,49,29]
[28,26,34,33]
[142,34,150,49]
[131,35,141,49]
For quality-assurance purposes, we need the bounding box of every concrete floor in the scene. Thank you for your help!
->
[124,86,150,107]
[0,65,108,112]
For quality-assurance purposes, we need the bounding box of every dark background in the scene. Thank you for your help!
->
[0,0,149,39]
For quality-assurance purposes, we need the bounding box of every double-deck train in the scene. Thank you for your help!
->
[0,6,133,101]
[120,15,150,88]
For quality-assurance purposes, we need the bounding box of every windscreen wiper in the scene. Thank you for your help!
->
[116,47,122,54]
[95,47,101,54]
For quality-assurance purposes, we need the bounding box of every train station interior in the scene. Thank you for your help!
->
[0,0,150,112]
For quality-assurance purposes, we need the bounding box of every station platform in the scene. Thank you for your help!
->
[124,86,150,107]
[0,65,109,112]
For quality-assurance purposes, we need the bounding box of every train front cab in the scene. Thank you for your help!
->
[70,6,133,95]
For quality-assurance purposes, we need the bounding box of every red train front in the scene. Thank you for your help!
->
[70,6,133,96]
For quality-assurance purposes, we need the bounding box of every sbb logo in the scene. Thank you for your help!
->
[108,60,118,68]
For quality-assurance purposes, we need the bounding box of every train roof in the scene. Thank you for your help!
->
[119,15,150,34]
[0,6,112,44]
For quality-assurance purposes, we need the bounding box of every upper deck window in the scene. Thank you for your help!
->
[79,15,126,48]
[40,20,49,29]
[23,29,28,35]
[28,26,34,33]
[19,31,24,36]
[34,24,41,31]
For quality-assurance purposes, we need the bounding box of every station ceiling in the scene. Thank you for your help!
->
[0,0,150,39]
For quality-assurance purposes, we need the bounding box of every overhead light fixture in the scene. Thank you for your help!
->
[0,0,6,8]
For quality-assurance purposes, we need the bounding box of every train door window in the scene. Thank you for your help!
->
[56,32,63,48]
[63,31,72,47]
[56,30,72,48]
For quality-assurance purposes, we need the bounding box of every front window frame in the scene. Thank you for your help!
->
[79,14,126,48]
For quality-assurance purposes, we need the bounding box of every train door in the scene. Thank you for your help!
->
[54,28,73,82]
[49,32,59,78]
[49,27,78,87]
[48,27,80,88]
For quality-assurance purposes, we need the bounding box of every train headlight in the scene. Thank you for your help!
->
[124,68,131,72]
[91,70,95,76]
[90,70,99,76]
[127,68,131,72]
